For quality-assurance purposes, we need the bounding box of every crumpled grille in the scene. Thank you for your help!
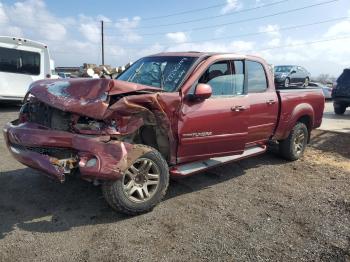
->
[28,102,71,131]
[10,143,76,158]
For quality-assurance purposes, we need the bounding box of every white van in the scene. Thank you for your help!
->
[0,36,51,101]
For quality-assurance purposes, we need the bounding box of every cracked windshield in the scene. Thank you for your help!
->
[117,56,196,91]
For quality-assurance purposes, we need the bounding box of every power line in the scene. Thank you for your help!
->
[0,0,288,33]
[0,2,226,25]
[134,0,340,37]
[0,0,236,27]
[50,16,349,52]
[256,35,350,52]
[5,11,346,58]
[50,35,350,57]
[106,2,229,22]
[0,0,339,38]
[104,16,349,47]
[133,0,290,29]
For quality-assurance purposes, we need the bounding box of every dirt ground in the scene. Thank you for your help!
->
[0,105,349,262]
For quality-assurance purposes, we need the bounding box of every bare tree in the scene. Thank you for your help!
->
[315,74,330,84]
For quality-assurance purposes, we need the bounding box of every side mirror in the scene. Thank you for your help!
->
[193,83,212,100]
[291,70,296,74]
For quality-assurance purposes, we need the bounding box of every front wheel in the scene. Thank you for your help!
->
[102,146,169,215]
[284,77,290,88]
[279,122,308,161]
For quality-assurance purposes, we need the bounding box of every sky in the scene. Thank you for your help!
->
[0,0,350,76]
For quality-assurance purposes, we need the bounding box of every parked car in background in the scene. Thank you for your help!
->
[332,68,350,115]
[274,65,311,88]
[4,52,325,215]
[308,82,332,99]
[58,72,71,78]
[0,36,52,101]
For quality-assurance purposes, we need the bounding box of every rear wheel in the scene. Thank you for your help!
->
[102,147,169,215]
[334,102,346,115]
[279,122,308,161]
[284,77,290,88]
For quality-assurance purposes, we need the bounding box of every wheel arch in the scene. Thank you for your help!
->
[296,114,312,142]
[278,103,314,142]
[136,124,170,162]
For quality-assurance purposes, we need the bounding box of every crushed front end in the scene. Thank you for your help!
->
[3,78,165,183]
[4,107,151,183]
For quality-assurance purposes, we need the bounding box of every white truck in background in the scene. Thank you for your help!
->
[0,36,52,101]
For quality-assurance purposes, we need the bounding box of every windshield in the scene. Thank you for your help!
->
[117,56,197,92]
[275,66,293,73]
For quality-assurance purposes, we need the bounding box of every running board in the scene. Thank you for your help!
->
[170,146,266,177]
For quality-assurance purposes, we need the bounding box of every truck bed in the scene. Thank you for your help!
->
[273,88,325,141]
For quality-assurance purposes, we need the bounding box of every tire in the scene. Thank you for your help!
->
[279,122,308,161]
[284,77,290,88]
[334,103,346,115]
[102,146,169,215]
[303,77,309,87]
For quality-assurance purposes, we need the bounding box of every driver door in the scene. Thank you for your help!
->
[177,60,249,163]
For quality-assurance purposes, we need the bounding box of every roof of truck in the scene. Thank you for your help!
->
[149,51,263,60]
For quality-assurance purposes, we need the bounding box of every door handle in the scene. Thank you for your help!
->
[231,105,246,112]
[266,100,276,105]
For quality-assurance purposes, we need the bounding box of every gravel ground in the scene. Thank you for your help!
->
[0,104,349,262]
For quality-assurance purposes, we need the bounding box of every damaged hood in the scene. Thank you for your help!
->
[28,78,161,119]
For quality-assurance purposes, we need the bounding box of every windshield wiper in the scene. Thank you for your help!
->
[157,63,165,90]
[128,63,144,82]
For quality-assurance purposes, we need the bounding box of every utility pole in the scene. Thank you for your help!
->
[101,20,104,65]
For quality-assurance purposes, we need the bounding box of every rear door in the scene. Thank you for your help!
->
[245,60,279,144]
[177,60,249,163]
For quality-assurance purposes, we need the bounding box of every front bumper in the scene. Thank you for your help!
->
[3,121,151,183]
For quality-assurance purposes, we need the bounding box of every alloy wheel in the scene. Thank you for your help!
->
[122,158,160,203]
[294,129,305,155]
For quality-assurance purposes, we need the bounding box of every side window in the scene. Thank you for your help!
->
[0,47,40,75]
[198,60,244,96]
[247,61,267,93]
[20,50,40,75]
[199,61,231,96]
[0,47,19,73]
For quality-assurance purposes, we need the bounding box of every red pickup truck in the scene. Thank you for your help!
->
[3,52,324,215]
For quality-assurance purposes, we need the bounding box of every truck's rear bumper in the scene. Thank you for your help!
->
[3,121,150,182]
[333,97,350,105]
